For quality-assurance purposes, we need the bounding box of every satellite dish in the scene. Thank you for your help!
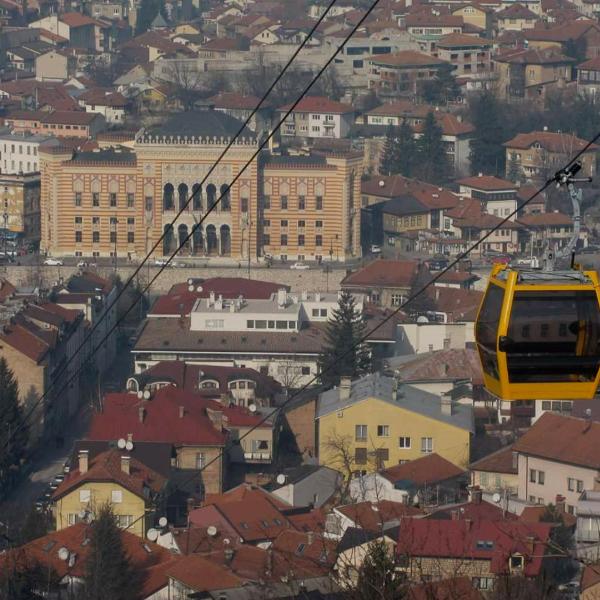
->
[248,403,257,413]
[117,438,126,449]
[223,537,230,545]
[158,516,168,528]
[125,440,134,451]
[137,390,143,399]
[143,390,151,400]
[207,525,217,537]
[188,285,194,292]
[187,278,193,285]
[196,285,203,292]
[276,474,286,485]
[147,528,159,541]
[378,180,385,187]
[58,547,69,561]
[412,494,419,506]
[492,492,502,504]
[416,315,429,324]
[586,408,592,417]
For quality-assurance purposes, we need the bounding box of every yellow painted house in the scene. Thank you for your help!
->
[316,374,473,474]
[52,449,166,538]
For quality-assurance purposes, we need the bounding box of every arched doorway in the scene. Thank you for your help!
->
[220,184,230,211]
[163,224,174,255]
[163,183,174,211]
[178,183,188,211]
[206,184,217,210]
[220,224,231,256]
[206,225,218,255]
[192,184,202,211]
[192,224,203,255]
[178,224,189,254]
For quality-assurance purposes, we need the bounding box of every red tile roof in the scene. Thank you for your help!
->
[167,554,243,591]
[517,211,572,226]
[436,32,490,48]
[0,277,16,301]
[208,91,269,110]
[342,258,420,289]
[278,95,354,114]
[0,522,176,585]
[397,519,552,576]
[582,563,600,592]
[410,577,484,600]
[504,130,596,152]
[394,348,484,384]
[151,277,286,315]
[470,444,517,474]
[406,13,464,26]
[370,50,449,67]
[0,322,51,363]
[457,175,517,191]
[367,100,432,118]
[513,412,600,469]
[413,112,475,136]
[495,47,575,65]
[446,197,484,220]
[526,19,599,42]
[496,3,538,18]
[519,504,576,527]
[456,212,521,229]
[426,287,485,322]
[578,56,600,70]
[427,499,517,522]
[336,500,423,531]
[87,385,227,446]
[78,88,128,108]
[60,12,98,26]
[381,453,465,485]
[53,448,166,500]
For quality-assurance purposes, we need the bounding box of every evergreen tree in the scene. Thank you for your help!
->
[135,0,162,34]
[421,63,461,105]
[379,124,397,176]
[507,152,522,184]
[469,90,506,176]
[0,357,27,492]
[355,540,404,599]
[0,551,60,599]
[317,291,371,388]
[395,119,416,177]
[83,505,142,600]
[415,111,450,184]
[18,506,48,545]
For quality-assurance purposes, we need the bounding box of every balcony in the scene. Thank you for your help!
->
[243,451,272,463]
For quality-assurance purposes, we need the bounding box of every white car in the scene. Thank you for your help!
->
[77,261,97,268]
[154,258,174,267]
[290,262,310,270]
[370,244,382,254]
[43,258,63,266]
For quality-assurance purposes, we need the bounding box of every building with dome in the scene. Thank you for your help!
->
[40,108,362,262]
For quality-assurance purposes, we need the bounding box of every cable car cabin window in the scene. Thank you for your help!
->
[504,290,600,383]
[476,284,505,379]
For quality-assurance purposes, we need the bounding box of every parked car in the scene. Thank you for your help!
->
[428,259,449,271]
[43,258,63,266]
[153,258,174,267]
[290,262,310,270]
[370,244,382,254]
[77,260,97,268]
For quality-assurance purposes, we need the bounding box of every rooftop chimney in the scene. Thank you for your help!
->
[441,392,453,416]
[277,288,287,308]
[121,455,130,475]
[179,405,185,419]
[224,548,235,563]
[138,406,145,423]
[207,407,224,431]
[78,449,89,474]
[339,377,352,401]
[209,290,215,306]
[307,532,314,545]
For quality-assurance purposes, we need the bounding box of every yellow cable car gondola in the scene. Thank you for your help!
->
[475,162,600,401]
[475,264,600,400]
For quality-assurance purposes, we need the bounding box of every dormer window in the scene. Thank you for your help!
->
[510,555,524,570]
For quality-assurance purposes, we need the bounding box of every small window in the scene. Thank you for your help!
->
[355,447,367,464]
[127,232,134,243]
[355,424,367,441]
[316,196,323,210]
[109,193,117,207]
[421,437,433,453]
[127,193,134,208]
[529,469,537,483]
[92,192,100,207]
[510,555,524,570]
[111,490,123,503]
[377,425,389,437]
[399,436,411,448]
[280,195,288,209]
[541,401,551,410]
[80,489,91,502]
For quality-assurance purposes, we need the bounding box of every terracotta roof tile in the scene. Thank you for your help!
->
[60,12,98,26]
[513,412,600,469]
[0,322,50,362]
[370,50,449,67]
[526,19,599,42]
[394,348,484,384]
[436,32,490,47]
[278,95,354,114]
[410,577,484,600]
[336,500,423,531]
[380,453,465,485]
[167,554,243,591]
[208,91,270,110]
[517,211,573,226]
[342,258,420,288]
[470,444,517,474]
[457,175,517,191]
[497,3,538,18]
[504,130,596,152]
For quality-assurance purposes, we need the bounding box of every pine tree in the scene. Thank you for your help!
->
[421,63,461,105]
[19,506,48,544]
[135,0,162,34]
[318,291,371,388]
[355,540,404,599]
[0,357,27,491]
[83,505,142,600]
[395,119,416,177]
[469,89,505,176]
[379,124,397,176]
[0,551,60,599]
[415,111,450,184]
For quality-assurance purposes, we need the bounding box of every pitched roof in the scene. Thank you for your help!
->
[410,577,484,600]
[78,88,128,108]
[457,174,517,191]
[504,130,596,152]
[406,13,464,27]
[414,112,475,136]
[87,385,227,446]
[60,11,98,26]
[470,444,517,474]
[278,95,354,114]
[166,554,243,591]
[0,321,51,363]
[426,287,485,322]
[496,3,538,18]
[582,563,600,592]
[396,519,552,576]
[342,258,420,289]
[208,91,269,110]
[513,412,600,469]
[495,47,575,65]
[336,500,422,531]
[436,32,490,48]
[427,499,517,521]
[380,453,465,485]
[456,212,521,229]
[53,448,166,500]
[361,174,460,209]
[366,100,433,118]
[391,348,484,385]
[525,19,599,42]
[517,211,572,226]
[370,50,449,68]
[578,56,600,70]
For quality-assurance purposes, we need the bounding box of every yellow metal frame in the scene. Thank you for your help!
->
[476,263,600,401]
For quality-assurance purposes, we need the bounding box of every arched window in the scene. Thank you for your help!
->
[178,183,188,211]
[163,183,174,210]
[220,184,230,211]
[192,184,202,211]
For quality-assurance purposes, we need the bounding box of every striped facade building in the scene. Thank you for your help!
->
[40,109,362,262]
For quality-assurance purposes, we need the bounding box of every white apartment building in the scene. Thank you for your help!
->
[0,133,57,174]
[278,96,355,139]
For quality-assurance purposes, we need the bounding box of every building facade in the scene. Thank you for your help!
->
[39,109,362,262]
